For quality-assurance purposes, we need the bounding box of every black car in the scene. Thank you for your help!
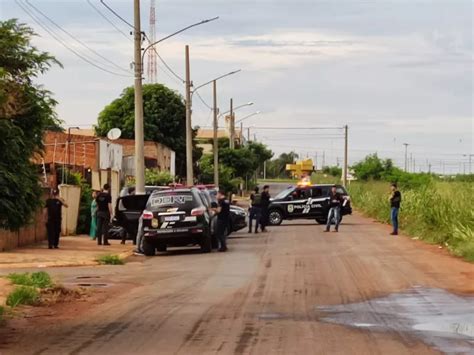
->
[108,186,169,242]
[267,184,352,226]
[141,188,212,255]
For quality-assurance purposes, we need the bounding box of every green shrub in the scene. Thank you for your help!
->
[97,254,124,265]
[7,271,53,289]
[6,286,40,307]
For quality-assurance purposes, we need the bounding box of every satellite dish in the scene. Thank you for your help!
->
[107,128,122,140]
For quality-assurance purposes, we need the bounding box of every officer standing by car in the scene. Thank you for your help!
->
[95,184,113,246]
[389,183,402,235]
[248,187,262,234]
[44,188,68,249]
[324,185,344,233]
[260,185,271,232]
[214,190,230,252]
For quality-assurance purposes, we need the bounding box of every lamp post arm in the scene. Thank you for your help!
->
[141,17,219,64]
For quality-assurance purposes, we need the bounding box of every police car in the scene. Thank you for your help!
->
[267,184,352,225]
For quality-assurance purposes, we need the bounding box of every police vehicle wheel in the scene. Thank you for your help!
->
[200,232,212,253]
[143,240,156,256]
[268,210,283,226]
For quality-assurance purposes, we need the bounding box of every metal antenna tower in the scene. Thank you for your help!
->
[147,0,157,83]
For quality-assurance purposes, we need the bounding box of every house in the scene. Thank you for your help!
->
[35,129,175,188]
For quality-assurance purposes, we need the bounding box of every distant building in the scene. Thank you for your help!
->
[35,130,175,189]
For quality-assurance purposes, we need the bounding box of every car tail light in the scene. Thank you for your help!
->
[191,207,206,216]
[142,210,154,220]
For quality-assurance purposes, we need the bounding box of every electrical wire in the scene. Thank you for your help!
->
[100,0,134,29]
[15,0,132,78]
[194,91,213,110]
[86,0,132,41]
[142,32,185,83]
[25,0,132,75]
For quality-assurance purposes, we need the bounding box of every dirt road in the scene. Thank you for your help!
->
[1,212,473,354]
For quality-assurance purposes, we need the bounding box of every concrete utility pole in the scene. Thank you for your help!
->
[247,127,250,142]
[213,80,218,186]
[229,98,234,149]
[403,143,409,172]
[185,45,193,186]
[464,154,473,174]
[134,0,145,194]
[343,125,348,187]
[322,151,325,168]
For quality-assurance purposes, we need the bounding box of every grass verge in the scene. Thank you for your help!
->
[97,254,124,265]
[348,181,474,261]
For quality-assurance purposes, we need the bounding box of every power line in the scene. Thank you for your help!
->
[86,0,132,41]
[25,0,131,75]
[194,90,212,110]
[100,0,134,29]
[142,32,185,83]
[15,0,132,78]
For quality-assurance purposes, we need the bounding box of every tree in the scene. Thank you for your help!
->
[95,84,201,177]
[0,19,62,230]
[352,154,387,180]
[266,151,299,178]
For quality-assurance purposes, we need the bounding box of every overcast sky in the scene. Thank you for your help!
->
[2,0,472,173]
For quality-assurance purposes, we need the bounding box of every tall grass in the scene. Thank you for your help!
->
[6,286,40,307]
[348,181,474,261]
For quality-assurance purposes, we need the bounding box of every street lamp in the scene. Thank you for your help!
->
[219,102,254,118]
[192,70,242,186]
[133,11,219,194]
[235,111,261,124]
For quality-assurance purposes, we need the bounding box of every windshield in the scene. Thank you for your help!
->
[274,186,295,200]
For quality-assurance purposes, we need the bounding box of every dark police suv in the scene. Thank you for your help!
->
[140,187,212,255]
[267,184,352,226]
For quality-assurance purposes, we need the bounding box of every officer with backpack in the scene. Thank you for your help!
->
[248,186,262,234]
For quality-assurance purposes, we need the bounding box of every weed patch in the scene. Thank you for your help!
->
[7,271,53,289]
[6,286,40,307]
[97,254,124,265]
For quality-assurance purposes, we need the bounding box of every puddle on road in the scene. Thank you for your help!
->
[317,286,474,354]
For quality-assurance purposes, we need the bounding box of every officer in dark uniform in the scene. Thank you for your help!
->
[45,188,68,249]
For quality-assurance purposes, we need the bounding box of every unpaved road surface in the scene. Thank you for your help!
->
[1,213,473,354]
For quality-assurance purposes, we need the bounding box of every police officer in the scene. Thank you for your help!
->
[324,185,344,233]
[214,190,230,252]
[260,185,271,232]
[44,188,68,249]
[248,187,262,234]
[95,184,113,246]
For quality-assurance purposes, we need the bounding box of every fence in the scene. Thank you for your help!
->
[0,209,47,252]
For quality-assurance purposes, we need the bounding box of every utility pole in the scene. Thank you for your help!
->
[247,127,250,142]
[229,98,234,149]
[263,160,267,179]
[403,143,409,172]
[134,0,145,194]
[185,45,193,186]
[322,151,325,169]
[212,80,218,186]
[343,125,348,186]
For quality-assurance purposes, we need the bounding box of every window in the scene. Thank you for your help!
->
[312,187,323,198]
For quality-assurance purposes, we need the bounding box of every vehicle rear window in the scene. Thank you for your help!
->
[336,186,347,195]
[146,191,196,210]
[119,195,150,211]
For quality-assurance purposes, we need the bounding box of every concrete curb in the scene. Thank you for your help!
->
[0,249,135,270]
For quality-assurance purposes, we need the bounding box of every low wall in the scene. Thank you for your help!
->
[0,210,47,252]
